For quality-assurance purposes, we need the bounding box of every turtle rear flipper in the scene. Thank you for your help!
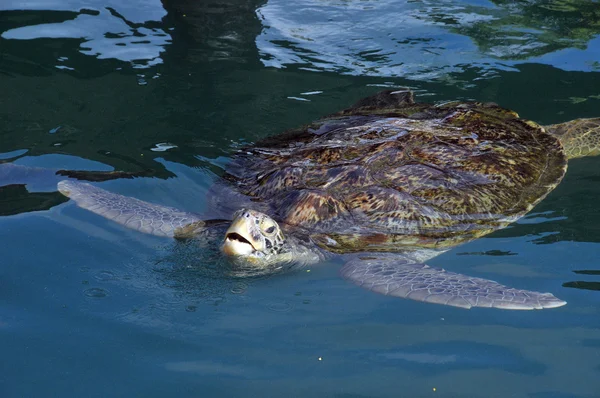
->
[340,255,566,310]
[58,180,225,238]
[545,118,600,159]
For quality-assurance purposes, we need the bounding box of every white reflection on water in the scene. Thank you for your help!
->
[1,1,170,68]
[256,0,500,79]
[256,0,600,80]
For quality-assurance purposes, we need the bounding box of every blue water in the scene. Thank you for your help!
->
[1,1,600,396]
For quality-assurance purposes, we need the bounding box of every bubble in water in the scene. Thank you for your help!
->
[95,270,118,281]
[259,298,293,313]
[84,288,109,298]
[295,290,322,298]
[230,283,248,294]
[205,296,225,306]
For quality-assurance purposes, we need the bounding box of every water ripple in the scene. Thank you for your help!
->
[1,4,170,69]
[257,0,600,80]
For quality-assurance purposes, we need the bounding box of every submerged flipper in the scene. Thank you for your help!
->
[58,180,220,238]
[341,256,566,310]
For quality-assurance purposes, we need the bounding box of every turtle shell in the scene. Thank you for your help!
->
[226,91,567,253]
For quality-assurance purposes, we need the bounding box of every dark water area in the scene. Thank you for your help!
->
[1,1,600,397]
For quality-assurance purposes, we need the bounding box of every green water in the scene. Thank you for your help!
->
[1,1,600,397]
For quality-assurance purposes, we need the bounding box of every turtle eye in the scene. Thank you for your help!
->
[260,217,279,235]
[265,225,276,234]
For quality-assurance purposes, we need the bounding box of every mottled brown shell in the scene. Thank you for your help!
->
[227,91,567,253]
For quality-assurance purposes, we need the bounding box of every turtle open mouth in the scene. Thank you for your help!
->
[223,232,256,256]
[226,232,253,247]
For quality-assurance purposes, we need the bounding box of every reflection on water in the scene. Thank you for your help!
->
[257,0,600,80]
[564,269,600,291]
[373,340,544,375]
[0,183,67,216]
[563,280,600,291]
[0,0,166,21]
[1,1,169,68]
[3,0,600,80]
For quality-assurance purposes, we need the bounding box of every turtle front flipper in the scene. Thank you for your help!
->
[340,255,566,310]
[545,118,600,159]
[58,180,222,238]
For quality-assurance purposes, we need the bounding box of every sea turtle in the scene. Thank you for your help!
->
[56,90,600,310]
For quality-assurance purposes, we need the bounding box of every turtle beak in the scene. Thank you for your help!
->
[222,215,264,256]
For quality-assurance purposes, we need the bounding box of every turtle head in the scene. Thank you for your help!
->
[221,209,286,267]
